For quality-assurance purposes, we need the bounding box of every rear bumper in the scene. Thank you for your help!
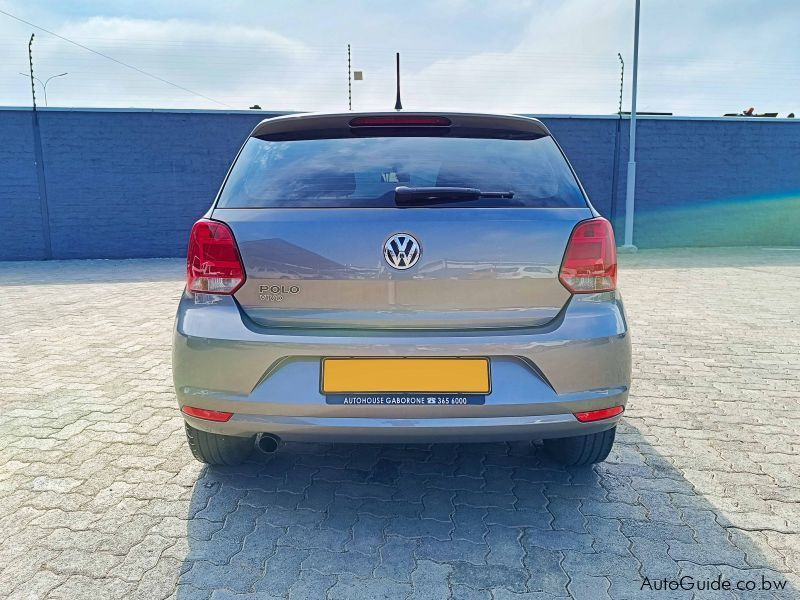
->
[183,412,622,443]
[173,291,631,442]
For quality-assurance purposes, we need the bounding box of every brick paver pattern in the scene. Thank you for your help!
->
[0,248,798,599]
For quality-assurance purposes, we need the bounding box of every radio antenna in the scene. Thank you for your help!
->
[394,52,402,110]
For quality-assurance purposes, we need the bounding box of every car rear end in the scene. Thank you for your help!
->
[172,111,631,465]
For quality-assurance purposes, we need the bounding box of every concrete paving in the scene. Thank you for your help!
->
[0,248,798,599]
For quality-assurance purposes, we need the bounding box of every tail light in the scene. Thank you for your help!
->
[559,218,617,293]
[187,219,245,294]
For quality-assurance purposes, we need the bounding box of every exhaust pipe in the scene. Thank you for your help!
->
[255,433,280,454]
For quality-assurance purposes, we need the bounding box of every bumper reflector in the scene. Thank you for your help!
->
[182,406,233,422]
[574,406,624,423]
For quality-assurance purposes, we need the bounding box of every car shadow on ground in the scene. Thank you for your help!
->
[176,421,796,600]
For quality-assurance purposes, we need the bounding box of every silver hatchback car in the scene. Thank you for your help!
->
[173,112,631,466]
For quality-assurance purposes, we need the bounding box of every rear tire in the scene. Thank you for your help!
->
[184,422,254,465]
[543,426,616,466]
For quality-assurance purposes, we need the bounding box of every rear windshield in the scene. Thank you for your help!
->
[216,135,586,208]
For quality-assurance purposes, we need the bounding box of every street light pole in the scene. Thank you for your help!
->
[41,73,68,106]
[622,0,640,250]
[19,72,68,107]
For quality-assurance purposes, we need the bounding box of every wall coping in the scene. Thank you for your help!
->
[0,106,798,123]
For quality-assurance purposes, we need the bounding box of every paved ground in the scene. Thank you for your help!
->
[0,248,798,600]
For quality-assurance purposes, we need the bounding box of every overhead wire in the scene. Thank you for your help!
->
[0,8,233,107]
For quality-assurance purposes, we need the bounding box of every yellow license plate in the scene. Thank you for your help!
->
[321,358,490,394]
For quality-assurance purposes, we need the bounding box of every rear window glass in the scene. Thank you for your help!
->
[217,135,586,209]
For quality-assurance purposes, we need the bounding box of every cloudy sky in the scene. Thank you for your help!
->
[0,0,797,116]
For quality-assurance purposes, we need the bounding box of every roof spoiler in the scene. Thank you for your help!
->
[251,112,551,140]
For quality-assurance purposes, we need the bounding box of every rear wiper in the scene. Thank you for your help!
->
[394,186,514,206]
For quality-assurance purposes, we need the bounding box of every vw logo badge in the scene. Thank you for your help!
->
[383,233,421,270]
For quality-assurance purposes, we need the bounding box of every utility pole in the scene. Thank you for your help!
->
[617,53,624,115]
[26,33,53,259]
[622,0,640,250]
[347,44,352,111]
[27,33,37,110]
[609,53,625,229]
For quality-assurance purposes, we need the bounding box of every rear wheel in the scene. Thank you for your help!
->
[543,426,616,466]
[184,423,254,465]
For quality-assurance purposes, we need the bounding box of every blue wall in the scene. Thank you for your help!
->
[1,108,798,260]
[2,111,44,259]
